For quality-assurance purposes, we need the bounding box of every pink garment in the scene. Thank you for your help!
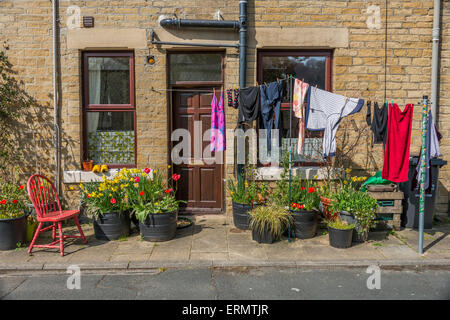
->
[293,79,309,155]
[210,89,226,152]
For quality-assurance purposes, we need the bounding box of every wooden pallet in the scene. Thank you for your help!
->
[368,191,404,231]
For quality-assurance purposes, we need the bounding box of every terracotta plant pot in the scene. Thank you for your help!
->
[82,160,93,171]
[320,196,337,221]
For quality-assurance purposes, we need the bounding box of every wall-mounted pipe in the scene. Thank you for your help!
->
[150,30,239,48]
[52,0,60,194]
[160,18,240,30]
[431,0,441,124]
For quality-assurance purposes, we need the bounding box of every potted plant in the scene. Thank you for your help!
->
[351,191,378,242]
[249,205,292,244]
[127,168,184,242]
[288,178,321,239]
[327,219,355,249]
[80,175,131,241]
[82,160,93,172]
[26,214,38,243]
[330,177,376,243]
[0,182,28,250]
[227,172,268,230]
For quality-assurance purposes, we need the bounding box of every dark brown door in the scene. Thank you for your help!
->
[172,89,224,214]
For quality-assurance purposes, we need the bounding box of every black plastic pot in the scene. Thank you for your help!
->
[291,210,318,239]
[139,210,178,242]
[0,214,27,250]
[93,212,130,241]
[251,225,274,244]
[352,227,369,243]
[328,225,354,249]
[339,211,370,243]
[232,201,253,230]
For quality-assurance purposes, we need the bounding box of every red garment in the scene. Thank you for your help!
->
[382,103,414,183]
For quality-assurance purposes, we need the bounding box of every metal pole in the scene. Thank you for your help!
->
[418,95,428,254]
[288,75,292,242]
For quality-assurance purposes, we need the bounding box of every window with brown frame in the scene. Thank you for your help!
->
[82,51,136,168]
[257,50,332,166]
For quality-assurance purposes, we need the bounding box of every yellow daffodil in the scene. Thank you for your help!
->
[343,180,348,185]
[314,175,318,179]
[345,168,351,174]
[134,183,139,188]
[69,186,74,190]
[79,183,84,189]
[168,165,171,169]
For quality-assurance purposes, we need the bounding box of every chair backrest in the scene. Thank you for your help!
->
[27,174,62,219]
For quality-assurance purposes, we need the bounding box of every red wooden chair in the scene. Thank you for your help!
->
[27,174,87,256]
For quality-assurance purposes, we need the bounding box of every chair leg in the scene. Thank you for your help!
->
[52,222,56,240]
[28,222,42,256]
[73,216,87,244]
[58,222,64,257]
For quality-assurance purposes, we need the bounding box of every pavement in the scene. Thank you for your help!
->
[0,214,449,273]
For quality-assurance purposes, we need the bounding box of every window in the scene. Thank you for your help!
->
[169,53,223,83]
[83,52,136,167]
[257,51,332,166]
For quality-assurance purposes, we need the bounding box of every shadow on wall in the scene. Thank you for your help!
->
[0,52,75,185]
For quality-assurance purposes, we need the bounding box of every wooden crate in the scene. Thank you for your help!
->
[368,191,404,231]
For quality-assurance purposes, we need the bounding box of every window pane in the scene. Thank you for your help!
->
[87,112,135,164]
[88,57,130,105]
[261,55,327,89]
[170,54,222,83]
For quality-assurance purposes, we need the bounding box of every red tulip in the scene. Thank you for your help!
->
[308,187,316,193]
[12,200,18,204]
[301,187,305,190]
[134,176,140,183]
[139,191,145,196]
[165,188,173,194]
[144,168,151,174]
[172,174,180,181]
[0,199,6,205]
[110,198,117,204]
[19,185,24,190]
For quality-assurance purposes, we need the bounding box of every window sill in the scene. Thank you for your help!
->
[63,169,121,184]
[254,166,341,181]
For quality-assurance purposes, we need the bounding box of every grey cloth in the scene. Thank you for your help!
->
[416,112,441,190]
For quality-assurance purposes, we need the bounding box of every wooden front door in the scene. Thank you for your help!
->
[171,89,224,214]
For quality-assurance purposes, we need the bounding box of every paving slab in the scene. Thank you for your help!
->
[375,245,423,260]
[190,252,229,261]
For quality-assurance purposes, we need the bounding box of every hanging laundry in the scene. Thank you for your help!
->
[226,89,233,108]
[414,111,441,190]
[233,88,240,109]
[305,86,364,158]
[238,86,259,124]
[370,102,389,146]
[210,89,226,152]
[260,80,283,154]
[382,103,414,183]
[293,79,309,155]
[366,101,372,127]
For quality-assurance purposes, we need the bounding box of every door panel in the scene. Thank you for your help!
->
[172,88,223,213]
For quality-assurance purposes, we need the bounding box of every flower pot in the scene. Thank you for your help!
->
[328,225,354,249]
[93,212,130,241]
[139,210,178,242]
[0,214,27,250]
[352,227,369,243]
[232,201,253,230]
[251,225,274,244]
[82,160,93,172]
[320,196,336,221]
[339,210,355,224]
[26,220,38,243]
[291,210,318,239]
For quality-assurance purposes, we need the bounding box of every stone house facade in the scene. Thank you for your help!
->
[0,0,449,218]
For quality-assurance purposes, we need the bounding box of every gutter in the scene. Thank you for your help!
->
[431,0,441,124]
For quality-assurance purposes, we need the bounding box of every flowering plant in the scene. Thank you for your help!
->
[227,175,268,206]
[0,182,28,219]
[79,174,129,218]
[124,167,184,223]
